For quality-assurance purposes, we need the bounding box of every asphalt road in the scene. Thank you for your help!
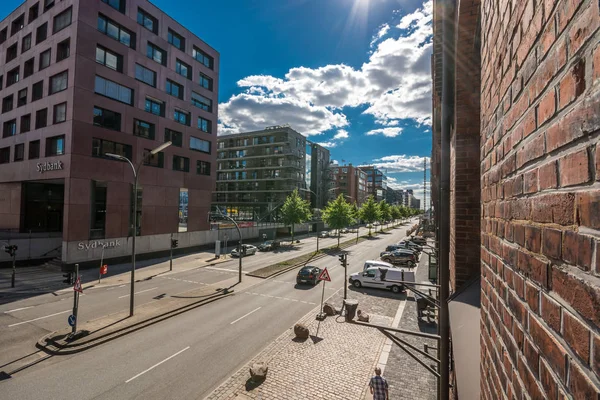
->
[0,220,418,399]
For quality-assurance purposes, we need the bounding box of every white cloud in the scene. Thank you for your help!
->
[317,141,338,148]
[370,23,390,48]
[218,1,433,135]
[372,155,427,173]
[366,127,403,137]
[333,129,349,140]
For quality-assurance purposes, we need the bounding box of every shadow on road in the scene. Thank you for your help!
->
[348,285,409,301]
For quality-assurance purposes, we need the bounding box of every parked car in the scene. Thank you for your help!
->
[231,244,258,257]
[340,228,349,234]
[373,222,381,226]
[258,240,280,251]
[363,260,395,271]
[379,244,417,257]
[380,250,417,267]
[349,267,415,293]
[318,231,330,238]
[296,265,322,285]
[398,240,423,252]
[408,236,427,245]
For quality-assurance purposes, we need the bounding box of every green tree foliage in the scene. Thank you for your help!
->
[280,189,312,243]
[322,194,355,248]
[351,202,360,222]
[390,205,401,222]
[378,200,392,230]
[359,196,381,236]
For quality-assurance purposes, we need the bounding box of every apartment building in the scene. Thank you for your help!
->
[0,0,219,265]
[360,165,387,201]
[330,164,368,205]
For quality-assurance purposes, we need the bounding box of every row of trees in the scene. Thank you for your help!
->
[280,189,422,246]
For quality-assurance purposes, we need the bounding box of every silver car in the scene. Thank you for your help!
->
[231,244,258,257]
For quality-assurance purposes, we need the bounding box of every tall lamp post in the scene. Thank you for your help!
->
[209,210,243,283]
[105,141,171,317]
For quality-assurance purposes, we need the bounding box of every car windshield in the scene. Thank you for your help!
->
[299,267,314,274]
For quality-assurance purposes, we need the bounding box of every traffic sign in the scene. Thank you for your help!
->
[68,314,76,327]
[100,265,108,275]
[318,268,331,282]
[73,276,83,293]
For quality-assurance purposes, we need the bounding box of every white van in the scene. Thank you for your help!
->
[363,260,395,271]
[349,267,416,294]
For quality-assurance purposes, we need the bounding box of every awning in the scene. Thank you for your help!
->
[448,276,481,400]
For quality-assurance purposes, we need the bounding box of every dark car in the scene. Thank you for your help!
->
[258,240,280,251]
[408,236,427,245]
[296,266,322,285]
[379,244,416,257]
[381,250,417,267]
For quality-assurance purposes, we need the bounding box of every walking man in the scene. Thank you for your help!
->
[369,367,389,400]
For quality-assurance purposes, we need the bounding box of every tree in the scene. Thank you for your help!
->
[351,202,360,223]
[359,196,381,236]
[322,194,355,248]
[280,189,312,244]
[378,200,392,231]
[390,205,401,224]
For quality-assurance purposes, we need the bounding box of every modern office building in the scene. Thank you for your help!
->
[410,196,420,210]
[359,165,387,201]
[385,188,404,205]
[307,141,332,209]
[0,0,219,265]
[330,164,368,205]
[213,126,330,220]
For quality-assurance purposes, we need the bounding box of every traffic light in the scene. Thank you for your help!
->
[171,239,178,249]
[338,253,347,268]
[4,245,17,257]
[63,272,73,285]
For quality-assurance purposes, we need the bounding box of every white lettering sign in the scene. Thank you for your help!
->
[77,240,122,251]
[37,161,64,173]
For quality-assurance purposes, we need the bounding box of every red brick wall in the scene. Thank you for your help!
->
[480,0,600,397]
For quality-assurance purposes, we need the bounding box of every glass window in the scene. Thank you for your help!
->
[46,135,65,156]
[199,73,212,90]
[32,80,43,101]
[144,97,163,116]
[24,58,34,78]
[35,108,48,129]
[197,160,210,176]
[191,92,212,112]
[3,120,17,138]
[7,67,20,86]
[49,70,68,94]
[134,64,156,86]
[17,89,27,107]
[92,137,131,159]
[90,181,107,239]
[53,7,72,33]
[137,8,157,33]
[97,14,135,48]
[192,46,213,69]
[14,144,24,162]
[173,156,189,172]
[36,22,47,44]
[53,103,66,123]
[190,136,210,153]
[39,48,51,70]
[178,188,188,231]
[198,117,211,133]
[44,0,55,12]
[143,149,163,168]
[96,46,122,72]
[146,43,166,65]
[2,95,14,113]
[0,147,9,164]
[168,29,185,51]
[57,38,70,62]
[93,106,121,131]
[176,59,191,79]
[173,109,190,126]
[101,0,125,13]
[164,128,182,147]
[29,140,40,159]
[133,119,155,139]
[11,14,25,36]
[28,3,39,23]
[23,34,32,54]
[94,75,133,105]
[21,114,31,133]
[0,28,6,44]
[166,79,183,99]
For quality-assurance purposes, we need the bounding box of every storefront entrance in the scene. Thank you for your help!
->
[22,181,64,233]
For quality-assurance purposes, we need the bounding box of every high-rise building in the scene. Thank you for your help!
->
[0,0,219,265]
[308,142,332,209]
[330,164,368,205]
[359,165,387,201]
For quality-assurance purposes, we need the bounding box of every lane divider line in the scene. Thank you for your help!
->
[3,306,34,313]
[118,287,158,299]
[125,346,190,383]
[8,310,70,327]
[230,307,262,325]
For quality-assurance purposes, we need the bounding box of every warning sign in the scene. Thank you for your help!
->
[73,276,83,293]
[100,265,108,275]
[318,268,331,282]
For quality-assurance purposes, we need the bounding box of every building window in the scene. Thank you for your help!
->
[2,95,14,113]
[46,135,65,156]
[144,97,164,116]
[22,34,32,52]
[11,14,25,36]
[36,22,47,44]
[101,0,125,13]
[190,136,210,153]
[24,58,34,78]
[174,109,190,126]
[173,156,189,172]
[14,143,24,162]
[32,80,43,101]
[178,188,188,231]
[28,3,39,23]
[3,120,17,138]
[97,14,134,48]
[0,147,9,164]
[199,73,212,90]
[134,64,156,87]
[176,59,191,79]
[193,46,213,69]
[165,128,182,147]
[35,108,48,129]
[166,79,183,99]
[17,89,27,107]
[7,67,20,87]
[143,149,163,167]
[53,102,66,123]
[92,137,131,159]
[56,38,70,61]
[53,7,72,33]
[191,91,212,112]
[0,28,6,44]
[198,117,211,133]
[133,119,155,139]
[0,75,3,90]
[49,70,68,94]
[197,160,210,176]
[29,140,40,159]
[44,0,55,12]
[96,45,122,72]
[6,43,17,63]
[146,43,166,65]
[94,75,133,105]
[130,186,142,236]
[93,106,121,131]
[137,8,157,34]
[90,181,107,239]
[39,48,51,70]
[168,29,185,51]
[21,114,31,133]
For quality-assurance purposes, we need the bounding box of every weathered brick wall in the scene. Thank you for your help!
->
[480,0,600,397]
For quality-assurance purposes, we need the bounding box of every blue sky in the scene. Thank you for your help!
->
[0,0,432,205]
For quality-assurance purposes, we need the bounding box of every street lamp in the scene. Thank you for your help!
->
[105,141,172,317]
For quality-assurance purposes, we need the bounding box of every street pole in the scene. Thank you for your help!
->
[72,263,79,334]
[99,245,105,283]
[170,233,173,271]
[130,169,139,317]
[11,251,16,288]
[316,234,319,252]
[343,255,348,300]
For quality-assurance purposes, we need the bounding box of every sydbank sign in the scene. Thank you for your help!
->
[37,160,63,173]
[77,240,122,251]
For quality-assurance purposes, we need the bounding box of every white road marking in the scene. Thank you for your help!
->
[8,310,71,327]
[4,306,34,313]
[204,267,246,273]
[118,287,158,299]
[125,346,190,383]
[230,307,262,325]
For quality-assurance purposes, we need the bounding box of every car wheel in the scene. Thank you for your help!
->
[382,258,390,263]
[391,285,401,294]
[353,280,362,288]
